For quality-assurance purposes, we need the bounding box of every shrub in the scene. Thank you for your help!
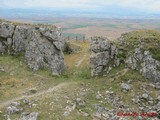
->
[63,42,73,54]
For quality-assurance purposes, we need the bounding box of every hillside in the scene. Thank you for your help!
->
[0,20,160,120]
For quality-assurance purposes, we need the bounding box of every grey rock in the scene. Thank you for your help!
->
[127,79,133,84]
[7,38,12,46]
[125,56,137,70]
[76,98,85,107]
[155,83,160,90]
[20,112,39,120]
[0,21,65,75]
[121,83,131,92]
[90,37,119,76]
[96,94,102,100]
[63,111,70,117]
[157,96,160,101]
[140,93,149,101]
[76,98,82,102]
[6,106,20,115]
[0,22,15,38]
[64,102,76,117]
[148,100,154,105]
[0,41,6,54]
[134,48,143,61]
[149,82,160,90]
[10,102,20,107]
[0,66,5,72]
[81,112,89,117]
[126,48,160,82]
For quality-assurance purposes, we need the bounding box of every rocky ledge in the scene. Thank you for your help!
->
[0,20,65,76]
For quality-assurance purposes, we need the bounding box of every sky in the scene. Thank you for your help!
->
[1,0,160,16]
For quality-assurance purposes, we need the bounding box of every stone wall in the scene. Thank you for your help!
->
[0,21,65,76]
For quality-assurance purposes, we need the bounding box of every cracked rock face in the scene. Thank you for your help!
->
[125,48,160,82]
[0,21,65,75]
[90,37,119,77]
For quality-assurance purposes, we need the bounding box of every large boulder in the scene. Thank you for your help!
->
[0,20,65,75]
[90,37,119,76]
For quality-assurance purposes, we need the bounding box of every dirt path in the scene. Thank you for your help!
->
[0,82,75,109]
[75,54,87,67]
[75,48,88,67]
[114,68,129,79]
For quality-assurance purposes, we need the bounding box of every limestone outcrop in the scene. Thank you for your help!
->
[0,20,65,75]
[119,31,160,82]
[125,48,160,82]
[90,31,160,82]
[90,37,119,76]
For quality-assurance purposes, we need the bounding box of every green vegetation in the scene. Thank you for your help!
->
[102,24,118,28]
[63,42,73,54]
[0,35,160,119]
[117,30,160,61]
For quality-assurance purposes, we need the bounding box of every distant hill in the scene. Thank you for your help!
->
[1,8,160,19]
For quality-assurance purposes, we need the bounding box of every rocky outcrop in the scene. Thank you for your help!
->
[125,48,160,82]
[90,37,119,76]
[0,20,65,75]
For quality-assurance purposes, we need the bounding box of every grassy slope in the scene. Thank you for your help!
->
[0,37,159,119]
[117,30,160,61]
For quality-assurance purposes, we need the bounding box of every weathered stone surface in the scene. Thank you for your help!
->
[125,48,160,82]
[0,41,6,54]
[0,22,15,38]
[121,83,131,92]
[0,66,5,72]
[0,20,65,75]
[12,25,31,53]
[20,112,39,120]
[6,106,20,115]
[90,37,119,76]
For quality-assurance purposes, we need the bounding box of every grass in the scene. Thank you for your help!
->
[0,55,64,101]
[117,30,160,61]
[0,40,160,120]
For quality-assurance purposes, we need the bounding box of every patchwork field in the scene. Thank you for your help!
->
[8,18,160,41]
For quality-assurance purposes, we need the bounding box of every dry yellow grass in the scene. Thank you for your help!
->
[64,41,90,69]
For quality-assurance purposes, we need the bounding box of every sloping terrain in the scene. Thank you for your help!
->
[0,31,160,120]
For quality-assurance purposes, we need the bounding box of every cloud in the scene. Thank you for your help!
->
[1,0,160,13]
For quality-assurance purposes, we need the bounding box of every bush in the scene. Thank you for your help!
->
[63,42,73,54]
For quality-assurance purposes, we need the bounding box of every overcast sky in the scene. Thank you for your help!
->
[1,0,160,13]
